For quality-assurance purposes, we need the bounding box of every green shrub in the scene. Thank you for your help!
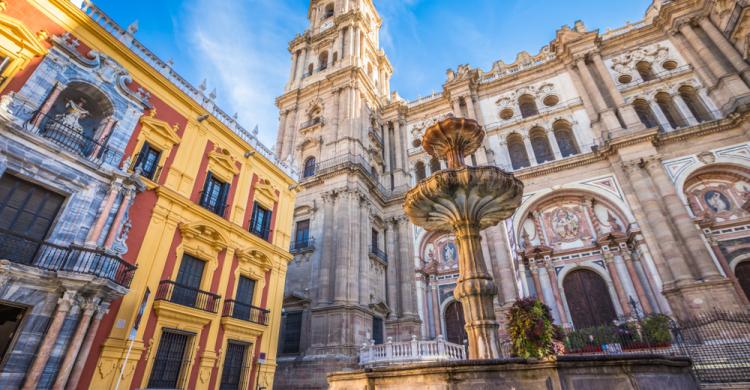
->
[506,298,557,358]
[641,314,672,344]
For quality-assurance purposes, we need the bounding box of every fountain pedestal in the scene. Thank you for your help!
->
[404,117,523,359]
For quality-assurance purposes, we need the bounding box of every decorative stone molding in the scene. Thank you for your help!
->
[207,147,240,183]
[236,247,273,272]
[254,177,279,208]
[137,109,181,151]
[0,6,47,89]
[179,222,229,258]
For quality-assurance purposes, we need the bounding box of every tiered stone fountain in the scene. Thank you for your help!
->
[403,116,523,359]
[327,117,697,390]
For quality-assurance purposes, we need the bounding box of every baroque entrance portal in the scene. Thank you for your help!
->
[563,269,617,328]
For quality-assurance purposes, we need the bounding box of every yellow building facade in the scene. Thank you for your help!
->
[0,1,297,389]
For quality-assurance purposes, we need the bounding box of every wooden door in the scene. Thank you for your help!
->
[563,269,618,328]
[445,301,467,345]
[220,341,248,390]
[148,330,191,389]
[736,261,750,302]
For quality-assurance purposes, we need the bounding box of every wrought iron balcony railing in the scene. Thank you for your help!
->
[155,280,221,313]
[290,237,315,253]
[0,228,136,288]
[35,112,122,166]
[300,117,324,130]
[369,246,387,263]
[222,300,270,325]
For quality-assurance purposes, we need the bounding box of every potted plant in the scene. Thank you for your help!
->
[506,298,559,359]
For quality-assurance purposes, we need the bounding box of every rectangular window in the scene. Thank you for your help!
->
[249,202,272,240]
[220,341,249,390]
[134,142,161,180]
[371,229,379,250]
[172,255,205,307]
[0,302,25,367]
[282,312,303,354]
[199,172,230,216]
[148,329,193,389]
[294,219,310,248]
[372,317,384,345]
[232,276,256,321]
[0,174,64,265]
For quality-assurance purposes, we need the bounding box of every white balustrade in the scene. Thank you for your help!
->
[359,335,466,367]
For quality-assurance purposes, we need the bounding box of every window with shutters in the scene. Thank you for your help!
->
[220,341,250,390]
[249,202,272,241]
[293,219,310,250]
[282,312,303,354]
[134,142,162,180]
[0,174,65,265]
[232,276,256,320]
[200,172,230,216]
[172,255,206,307]
[148,329,194,389]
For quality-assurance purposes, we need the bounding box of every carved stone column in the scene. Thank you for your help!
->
[104,187,135,248]
[22,291,77,390]
[65,303,109,390]
[452,221,502,358]
[649,100,673,132]
[529,260,544,299]
[334,191,353,303]
[603,249,632,317]
[621,161,688,287]
[546,129,563,160]
[53,299,100,390]
[86,181,122,246]
[697,17,750,81]
[669,29,718,86]
[672,93,699,126]
[590,52,643,130]
[385,219,400,315]
[318,192,335,303]
[620,245,653,315]
[642,157,722,281]
[30,82,66,129]
[397,216,417,317]
[544,260,570,327]
[522,134,537,166]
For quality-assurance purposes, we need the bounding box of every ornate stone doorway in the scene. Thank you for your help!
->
[444,300,467,344]
[736,261,750,302]
[563,269,617,328]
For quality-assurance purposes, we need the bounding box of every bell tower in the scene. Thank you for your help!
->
[274,1,418,388]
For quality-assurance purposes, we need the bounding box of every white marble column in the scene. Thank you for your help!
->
[546,130,563,160]
[672,94,699,126]
[522,135,537,166]
[649,100,673,132]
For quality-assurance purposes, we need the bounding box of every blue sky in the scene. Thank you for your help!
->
[94,0,653,147]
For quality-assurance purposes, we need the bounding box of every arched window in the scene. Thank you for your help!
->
[529,127,554,164]
[507,133,530,170]
[415,161,426,181]
[518,94,538,118]
[633,98,660,129]
[655,92,686,129]
[563,269,618,328]
[319,52,329,70]
[303,157,316,178]
[429,157,441,174]
[552,120,579,157]
[636,61,656,82]
[678,85,712,123]
[324,3,334,18]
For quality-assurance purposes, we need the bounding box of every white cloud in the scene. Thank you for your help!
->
[178,0,306,148]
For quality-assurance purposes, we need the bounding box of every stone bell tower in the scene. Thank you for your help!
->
[274,1,419,388]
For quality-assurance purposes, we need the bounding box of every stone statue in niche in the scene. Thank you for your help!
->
[56,98,89,132]
[551,207,580,241]
[705,190,732,212]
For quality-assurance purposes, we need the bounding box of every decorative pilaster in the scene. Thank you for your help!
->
[697,17,750,80]
[22,291,77,390]
[318,191,336,303]
[30,82,65,130]
[544,260,570,327]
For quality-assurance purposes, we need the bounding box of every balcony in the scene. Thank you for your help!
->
[299,117,325,132]
[359,336,466,367]
[222,300,270,326]
[290,237,315,254]
[35,111,122,166]
[369,246,387,263]
[369,128,383,148]
[155,280,221,313]
[0,228,136,288]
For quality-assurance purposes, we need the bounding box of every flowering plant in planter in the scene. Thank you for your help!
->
[507,298,559,359]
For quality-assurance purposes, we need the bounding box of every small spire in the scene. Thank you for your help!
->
[199,79,207,91]
[127,20,139,34]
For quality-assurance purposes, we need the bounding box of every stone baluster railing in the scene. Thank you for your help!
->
[359,335,466,367]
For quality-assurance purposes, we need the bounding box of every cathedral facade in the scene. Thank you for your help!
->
[276,0,750,388]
